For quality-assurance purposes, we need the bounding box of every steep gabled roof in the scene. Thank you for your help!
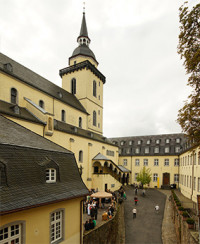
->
[0,52,87,114]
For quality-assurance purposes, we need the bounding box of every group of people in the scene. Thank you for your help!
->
[84,189,117,231]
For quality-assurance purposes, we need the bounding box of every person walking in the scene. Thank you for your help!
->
[132,208,137,218]
[135,188,138,195]
[155,204,159,213]
[134,196,138,205]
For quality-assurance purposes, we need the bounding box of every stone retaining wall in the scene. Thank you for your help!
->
[83,202,125,244]
[172,198,199,244]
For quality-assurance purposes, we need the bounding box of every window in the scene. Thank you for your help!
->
[154,147,159,153]
[11,88,18,104]
[120,141,124,146]
[174,174,179,183]
[129,141,133,146]
[48,117,53,131]
[175,146,180,153]
[39,100,44,109]
[61,110,65,122]
[146,139,151,144]
[153,173,158,182]
[135,159,140,166]
[135,148,140,154]
[190,176,192,188]
[71,78,76,94]
[174,158,179,166]
[137,140,141,145]
[156,139,160,144]
[143,159,148,166]
[46,168,56,183]
[79,117,82,128]
[187,175,189,187]
[176,138,181,143]
[194,153,196,165]
[164,159,169,166]
[50,210,63,243]
[165,139,170,143]
[126,148,130,154]
[135,173,138,181]
[145,147,149,154]
[198,152,200,165]
[106,150,114,156]
[154,159,159,166]
[0,223,22,244]
[79,151,83,162]
[165,147,170,153]
[198,178,200,192]
[93,111,96,126]
[123,159,127,166]
[93,80,97,97]
[194,177,196,191]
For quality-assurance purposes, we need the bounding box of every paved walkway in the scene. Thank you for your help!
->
[124,188,166,244]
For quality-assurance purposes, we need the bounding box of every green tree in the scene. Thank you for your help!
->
[136,167,152,187]
[177,2,200,144]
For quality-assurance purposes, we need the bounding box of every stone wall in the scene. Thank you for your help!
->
[83,202,125,244]
[172,198,199,244]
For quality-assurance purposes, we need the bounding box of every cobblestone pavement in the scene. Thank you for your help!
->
[158,189,179,244]
[124,188,166,244]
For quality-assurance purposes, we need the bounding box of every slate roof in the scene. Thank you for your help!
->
[0,52,87,114]
[93,153,110,161]
[117,165,131,173]
[110,133,187,156]
[0,100,45,125]
[0,115,68,153]
[0,115,88,214]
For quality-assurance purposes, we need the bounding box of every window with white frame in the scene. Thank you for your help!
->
[153,173,158,182]
[174,174,179,183]
[145,147,149,154]
[143,159,148,166]
[194,153,196,165]
[126,148,130,154]
[120,141,124,146]
[165,138,170,143]
[135,159,140,166]
[129,140,132,146]
[123,159,128,166]
[154,147,159,153]
[174,158,179,166]
[187,175,189,187]
[190,176,192,188]
[194,177,196,191]
[0,223,22,244]
[135,173,138,181]
[46,168,56,183]
[137,140,141,145]
[154,159,159,166]
[165,147,170,153]
[198,178,200,192]
[146,139,151,144]
[50,210,63,243]
[156,139,160,144]
[175,146,180,153]
[164,159,169,166]
[135,148,140,154]
[176,138,180,143]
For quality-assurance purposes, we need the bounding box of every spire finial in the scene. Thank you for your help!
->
[83,1,85,14]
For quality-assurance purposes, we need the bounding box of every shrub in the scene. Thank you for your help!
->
[176,202,181,207]
[178,206,184,211]
[186,218,195,225]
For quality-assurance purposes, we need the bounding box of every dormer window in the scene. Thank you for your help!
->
[147,140,151,144]
[138,140,142,145]
[166,139,170,143]
[156,139,160,144]
[176,138,181,143]
[129,141,133,146]
[46,168,56,183]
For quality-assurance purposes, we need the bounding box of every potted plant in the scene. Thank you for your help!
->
[186,218,195,229]
[178,206,184,214]
[182,211,189,220]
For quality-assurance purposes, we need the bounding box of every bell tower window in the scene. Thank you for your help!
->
[71,78,76,95]
[93,80,97,97]
[93,111,97,126]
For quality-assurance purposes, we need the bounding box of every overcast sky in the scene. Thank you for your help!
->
[0,0,198,138]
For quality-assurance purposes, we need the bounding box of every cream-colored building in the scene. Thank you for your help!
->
[0,10,199,211]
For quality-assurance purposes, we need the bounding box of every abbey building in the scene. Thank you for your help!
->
[0,11,200,243]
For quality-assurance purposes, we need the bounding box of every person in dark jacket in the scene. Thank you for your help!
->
[84,220,90,231]
[89,219,94,229]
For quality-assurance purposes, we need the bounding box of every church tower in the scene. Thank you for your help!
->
[60,11,105,135]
